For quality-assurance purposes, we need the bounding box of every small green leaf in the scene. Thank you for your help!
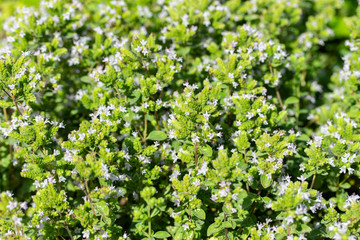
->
[339,182,351,189]
[262,197,271,204]
[222,221,232,229]
[301,224,312,233]
[199,144,212,157]
[277,110,287,122]
[207,223,221,236]
[194,209,206,220]
[54,48,68,56]
[147,131,167,141]
[80,76,93,83]
[230,220,237,229]
[151,208,160,218]
[0,100,13,108]
[94,201,109,216]
[284,96,299,105]
[154,231,171,238]
[103,216,112,225]
[237,162,247,170]
[260,175,272,188]
[297,134,310,142]
[128,90,141,104]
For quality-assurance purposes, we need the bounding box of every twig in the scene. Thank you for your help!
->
[58,233,66,240]
[268,65,288,122]
[2,90,22,115]
[244,150,250,193]
[249,186,262,217]
[114,87,122,100]
[132,121,144,139]
[3,108,8,121]
[154,110,160,130]
[275,87,288,122]
[310,173,316,189]
[194,126,199,167]
[64,225,74,240]
[275,87,284,110]
[84,179,96,216]
[57,209,74,240]
[194,143,198,167]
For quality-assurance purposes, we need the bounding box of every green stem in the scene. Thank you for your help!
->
[249,185,262,217]
[224,212,228,240]
[194,143,198,167]
[3,108,7,121]
[143,113,148,145]
[148,206,152,238]
[132,121,144,139]
[155,110,160,130]
[338,175,350,187]
[244,150,250,193]
[114,87,122,100]
[84,179,96,216]
[295,77,300,128]
[188,201,192,220]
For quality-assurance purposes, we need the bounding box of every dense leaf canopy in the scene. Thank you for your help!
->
[0,0,360,239]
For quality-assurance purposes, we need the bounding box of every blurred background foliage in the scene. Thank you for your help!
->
[0,0,357,36]
[0,0,356,51]
[0,0,40,26]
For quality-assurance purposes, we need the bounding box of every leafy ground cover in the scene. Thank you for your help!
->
[0,0,360,239]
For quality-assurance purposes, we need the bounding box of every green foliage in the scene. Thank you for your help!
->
[0,0,360,239]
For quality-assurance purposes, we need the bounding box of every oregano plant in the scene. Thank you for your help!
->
[0,0,360,239]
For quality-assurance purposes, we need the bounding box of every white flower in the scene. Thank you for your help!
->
[203,111,211,121]
[297,175,307,182]
[142,48,149,55]
[192,134,200,144]
[207,133,214,139]
[197,162,208,175]
[232,193,238,201]
[7,201,17,211]
[102,231,109,239]
[20,202,28,210]
[219,188,228,197]
[182,223,189,230]
[246,112,255,119]
[169,129,175,139]
[285,215,294,224]
[142,102,149,109]
[82,230,90,239]
[8,84,15,90]
[13,216,22,225]
[140,40,147,46]
[123,232,130,239]
[170,169,181,180]
[59,176,66,182]
[35,73,41,80]
[88,128,96,134]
